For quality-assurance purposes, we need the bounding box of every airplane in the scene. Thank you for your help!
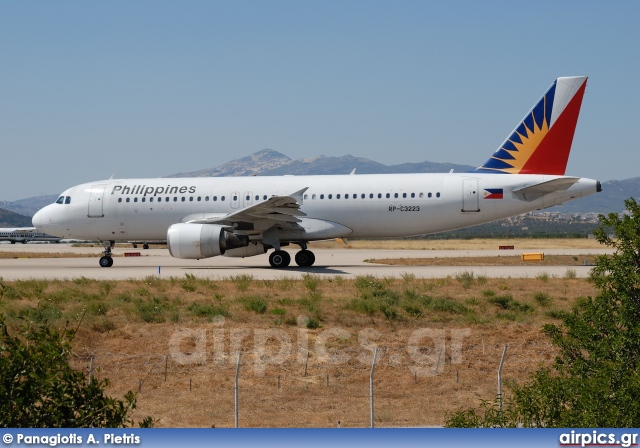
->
[32,76,600,268]
[0,227,63,244]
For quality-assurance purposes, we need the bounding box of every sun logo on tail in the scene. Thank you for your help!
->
[478,84,555,174]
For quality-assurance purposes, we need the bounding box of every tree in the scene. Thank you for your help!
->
[0,317,153,428]
[446,198,640,427]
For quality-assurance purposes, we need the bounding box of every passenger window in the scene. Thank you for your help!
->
[150,197,154,202]
[312,194,316,199]
[255,195,259,200]
[370,194,373,199]
[213,196,217,201]
[118,198,122,203]
[263,195,267,200]
[328,194,333,199]
[245,195,249,201]
[65,196,71,204]
[141,198,145,202]
[205,196,209,201]
[378,193,382,199]
[345,194,349,199]
[411,193,415,198]
[336,194,340,199]
[304,194,308,200]
[189,197,193,202]
[436,192,441,198]
[394,193,398,198]
[233,195,238,201]
[181,197,185,202]
[197,197,201,201]
[320,194,324,199]
[353,193,357,199]
[55,196,64,204]
[134,198,138,202]
[419,193,424,198]
[428,193,432,198]
[173,197,177,202]
[402,193,406,198]
[361,194,365,199]
[126,198,130,203]
[221,196,226,201]
[165,197,169,202]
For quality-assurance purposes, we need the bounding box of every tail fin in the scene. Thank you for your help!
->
[474,76,587,175]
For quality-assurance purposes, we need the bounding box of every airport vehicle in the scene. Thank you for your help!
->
[32,76,600,268]
[0,227,63,244]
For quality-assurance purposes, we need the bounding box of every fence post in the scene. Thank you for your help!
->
[370,347,379,429]
[235,351,241,428]
[498,345,508,413]
[88,357,94,385]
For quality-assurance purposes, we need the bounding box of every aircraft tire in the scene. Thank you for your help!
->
[269,250,291,268]
[99,256,113,268]
[143,243,149,250]
[295,250,315,267]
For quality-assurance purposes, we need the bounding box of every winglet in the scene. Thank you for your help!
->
[289,187,308,204]
[474,76,587,175]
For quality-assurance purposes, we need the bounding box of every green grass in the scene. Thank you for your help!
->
[242,296,268,314]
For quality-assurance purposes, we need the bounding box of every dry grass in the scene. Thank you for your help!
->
[0,252,98,259]
[367,254,600,266]
[0,274,596,427]
[310,238,603,250]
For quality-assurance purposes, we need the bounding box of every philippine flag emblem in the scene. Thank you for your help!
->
[483,188,504,199]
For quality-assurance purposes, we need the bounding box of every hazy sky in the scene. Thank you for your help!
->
[1,1,638,201]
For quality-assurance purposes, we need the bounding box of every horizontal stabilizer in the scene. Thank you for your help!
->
[513,177,580,200]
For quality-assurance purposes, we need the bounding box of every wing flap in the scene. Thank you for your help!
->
[186,188,308,229]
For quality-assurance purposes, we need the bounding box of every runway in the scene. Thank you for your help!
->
[0,243,610,280]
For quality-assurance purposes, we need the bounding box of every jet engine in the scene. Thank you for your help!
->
[167,223,249,259]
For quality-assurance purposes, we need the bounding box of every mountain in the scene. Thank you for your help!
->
[0,208,33,227]
[169,149,476,177]
[558,177,640,214]
[0,195,58,218]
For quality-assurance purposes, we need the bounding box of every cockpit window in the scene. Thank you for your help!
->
[64,196,71,204]
[55,196,64,204]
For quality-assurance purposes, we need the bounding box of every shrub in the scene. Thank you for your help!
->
[455,271,475,289]
[0,317,152,427]
[242,296,268,314]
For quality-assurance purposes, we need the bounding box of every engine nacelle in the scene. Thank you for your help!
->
[223,242,267,258]
[167,223,249,259]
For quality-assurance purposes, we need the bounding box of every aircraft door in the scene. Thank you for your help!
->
[462,179,480,212]
[88,185,107,218]
[231,192,240,209]
[243,191,253,208]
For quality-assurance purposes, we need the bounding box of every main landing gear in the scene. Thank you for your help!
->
[99,240,114,268]
[268,247,316,268]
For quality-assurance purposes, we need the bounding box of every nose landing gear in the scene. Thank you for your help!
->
[99,240,115,267]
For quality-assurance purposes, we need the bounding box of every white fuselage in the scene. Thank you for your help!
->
[32,173,599,243]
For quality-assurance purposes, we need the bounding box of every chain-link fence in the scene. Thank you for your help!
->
[71,336,556,427]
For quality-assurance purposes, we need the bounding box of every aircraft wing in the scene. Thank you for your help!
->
[185,188,308,231]
[513,177,580,200]
[3,227,37,234]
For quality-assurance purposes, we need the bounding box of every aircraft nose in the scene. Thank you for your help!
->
[32,207,52,231]
[32,209,43,229]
